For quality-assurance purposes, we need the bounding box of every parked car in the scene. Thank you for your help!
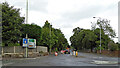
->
[64,50,70,54]
[61,50,65,54]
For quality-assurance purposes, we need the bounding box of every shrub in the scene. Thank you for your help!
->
[108,41,118,51]
[110,44,118,51]
[95,46,104,50]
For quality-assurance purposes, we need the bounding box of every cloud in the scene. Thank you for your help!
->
[1,0,119,44]
[1,0,48,13]
[61,3,118,23]
[29,0,48,13]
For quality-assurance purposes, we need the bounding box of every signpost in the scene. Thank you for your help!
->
[23,38,36,58]
[23,38,36,48]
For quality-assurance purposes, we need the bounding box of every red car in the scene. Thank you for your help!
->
[61,50,65,54]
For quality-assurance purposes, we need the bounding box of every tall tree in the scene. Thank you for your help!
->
[70,27,111,51]
[21,23,42,46]
[41,20,69,52]
[96,19,116,38]
[0,4,2,45]
[2,2,24,46]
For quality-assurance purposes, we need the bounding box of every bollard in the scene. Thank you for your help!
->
[55,52,58,56]
[76,51,78,57]
[73,51,75,56]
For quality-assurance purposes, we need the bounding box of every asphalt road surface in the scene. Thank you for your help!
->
[2,52,119,66]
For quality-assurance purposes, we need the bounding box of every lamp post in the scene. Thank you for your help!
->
[25,0,28,58]
[93,17,102,54]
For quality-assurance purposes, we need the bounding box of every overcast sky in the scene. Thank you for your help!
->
[1,0,119,44]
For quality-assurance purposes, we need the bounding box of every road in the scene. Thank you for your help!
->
[2,52,119,66]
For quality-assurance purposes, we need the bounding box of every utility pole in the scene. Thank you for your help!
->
[25,0,28,58]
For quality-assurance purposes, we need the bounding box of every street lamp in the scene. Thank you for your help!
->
[25,0,28,58]
[93,17,102,54]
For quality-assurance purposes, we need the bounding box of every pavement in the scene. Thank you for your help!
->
[1,52,119,66]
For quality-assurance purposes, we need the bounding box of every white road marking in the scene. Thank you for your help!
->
[26,58,36,60]
[3,63,13,66]
[91,60,118,64]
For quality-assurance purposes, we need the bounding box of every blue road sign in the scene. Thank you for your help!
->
[23,38,28,47]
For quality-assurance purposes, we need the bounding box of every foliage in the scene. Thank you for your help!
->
[21,24,42,46]
[2,2,69,51]
[97,19,116,38]
[40,20,69,52]
[95,46,104,50]
[2,2,25,46]
[70,27,97,51]
[108,41,118,51]
[0,4,2,46]
[70,17,117,52]
[70,27,111,52]
[116,42,120,50]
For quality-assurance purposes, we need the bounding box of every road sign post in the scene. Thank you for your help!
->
[23,38,28,57]
[23,38,36,57]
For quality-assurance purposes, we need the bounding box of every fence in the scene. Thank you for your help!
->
[2,46,48,55]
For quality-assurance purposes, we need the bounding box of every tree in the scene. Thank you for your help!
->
[53,29,69,50]
[40,20,52,52]
[116,42,120,50]
[40,20,69,52]
[108,41,118,51]
[81,30,96,52]
[2,2,25,46]
[21,24,42,46]
[70,27,111,52]
[94,28,110,50]
[96,19,116,38]
[0,4,2,46]
[70,27,84,50]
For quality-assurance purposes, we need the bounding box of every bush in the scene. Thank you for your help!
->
[8,43,20,46]
[2,43,5,46]
[110,44,118,51]
[15,43,20,46]
[118,43,120,50]
[108,41,118,51]
[95,46,104,50]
